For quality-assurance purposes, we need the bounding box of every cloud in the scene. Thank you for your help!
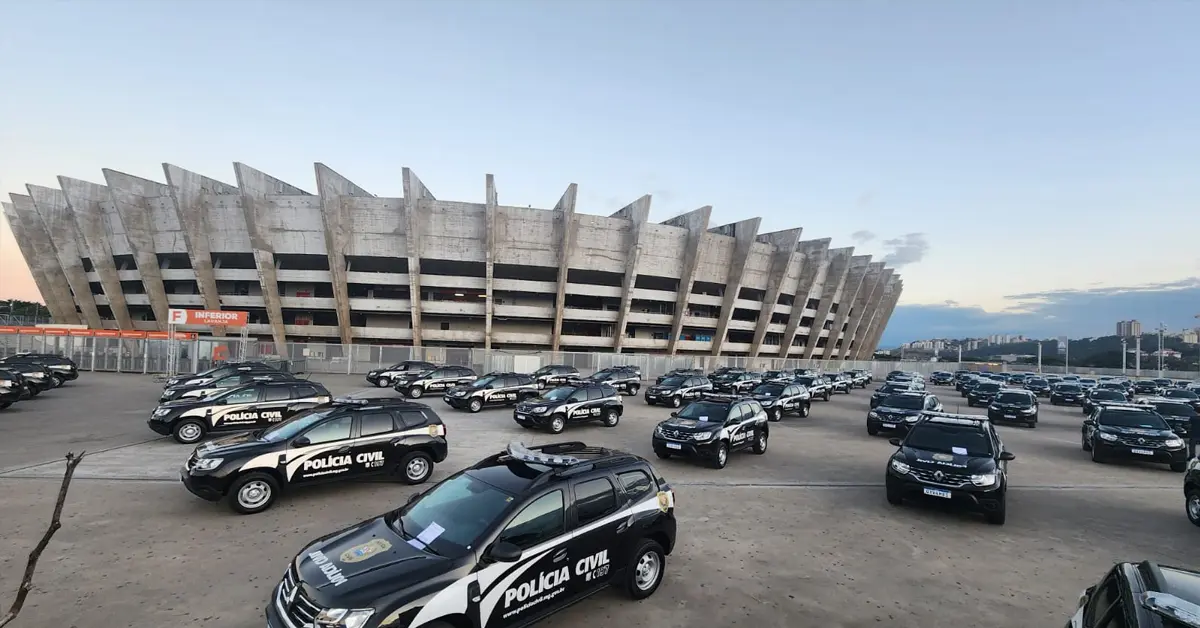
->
[880,232,930,267]
[879,277,1200,346]
[944,300,959,307]
[851,230,876,244]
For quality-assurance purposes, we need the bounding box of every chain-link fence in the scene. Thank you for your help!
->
[1,334,1197,381]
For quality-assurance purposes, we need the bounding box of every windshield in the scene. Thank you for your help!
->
[1079,379,1097,385]
[1165,390,1199,400]
[469,376,498,389]
[1155,404,1196,418]
[531,366,553,376]
[995,392,1032,405]
[1100,410,1169,430]
[753,383,784,396]
[1056,384,1082,393]
[1155,379,1173,385]
[660,376,686,387]
[540,387,578,401]
[676,402,730,423]
[1028,378,1047,385]
[260,408,338,442]
[589,371,614,381]
[881,394,923,410]
[975,383,1001,393]
[795,377,815,386]
[1092,390,1125,401]
[392,472,515,558]
[904,424,993,457]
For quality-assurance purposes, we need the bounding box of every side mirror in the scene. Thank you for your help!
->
[669,412,678,418]
[888,438,902,447]
[406,492,421,505]
[486,541,523,564]
[1083,419,1095,426]
[292,436,311,447]
[999,451,1016,461]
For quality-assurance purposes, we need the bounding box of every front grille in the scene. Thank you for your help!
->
[184,453,198,471]
[660,428,691,440]
[911,468,971,486]
[1114,436,1165,448]
[279,565,324,626]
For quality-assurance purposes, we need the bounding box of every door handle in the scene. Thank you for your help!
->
[336,445,351,454]
[616,515,633,534]
[390,437,404,446]
[552,548,568,563]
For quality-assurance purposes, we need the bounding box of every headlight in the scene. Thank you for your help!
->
[988,404,999,410]
[890,459,911,474]
[1166,438,1184,448]
[1021,407,1036,414]
[24,372,42,378]
[153,408,171,417]
[192,457,223,471]
[970,472,998,486]
[1099,432,1118,442]
[533,407,548,414]
[692,432,714,442]
[0,379,10,387]
[868,411,879,419]
[904,415,920,423]
[655,425,665,437]
[315,608,375,628]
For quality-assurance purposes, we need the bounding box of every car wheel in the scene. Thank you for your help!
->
[603,408,620,427]
[1026,419,1037,429]
[468,398,483,413]
[1090,442,1104,463]
[549,415,566,434]
[399,451,434,484]
[886,481,903,505]
[800,402,811,418]
[228,472,279,515]
[752,430,768,454]
[655,450,671,459]
[1081,431,1091,451]
[1186,487,1200,527]
[671,396,682,408]
[172,419,207,444]
[51,374,65,388]
[628,384,640,395]
[624,538,666,600]
[0,401,11,409]
[27,385,39,398]
[823,391,831,402]
[868,424,879,436]
[711,443,729,469]
[408,386,424,399]
[768,408,782,422]
[985,495,1007,525]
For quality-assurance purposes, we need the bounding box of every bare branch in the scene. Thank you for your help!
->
[0,451,86,628]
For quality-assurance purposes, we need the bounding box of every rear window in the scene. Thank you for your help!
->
[1056,384,1082,393]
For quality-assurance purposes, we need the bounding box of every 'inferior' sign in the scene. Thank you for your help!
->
[168,308,249,327]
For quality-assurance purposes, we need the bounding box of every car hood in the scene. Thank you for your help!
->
[296,517,450,605]
[444,385,475,395]
[898,447,996,474]
[516,399,563,412]
[969,389,999,396]
[648,385,682,394]
[1098,425,1177,438]
[748,393,781,404]
[659,418,723,433]
[157,396,210,409]
[874,405,923,417]
[194,431,268,457]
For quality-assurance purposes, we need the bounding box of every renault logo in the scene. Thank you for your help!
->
[934,470,945,482]
[1138,438,1146,445]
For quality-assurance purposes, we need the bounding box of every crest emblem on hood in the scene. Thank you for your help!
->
[932,453,954,462]
[339,538,393,564]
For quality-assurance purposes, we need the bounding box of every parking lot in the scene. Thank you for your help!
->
[2,372,1198,627]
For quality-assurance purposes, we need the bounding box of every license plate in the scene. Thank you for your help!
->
[882,423,897,429]
[516,413,527,419]
[923,487,952,499]
[1004,414,1016,419]
[647,395,656,399]
[666,442,683,450]
[1131,448,1154,456]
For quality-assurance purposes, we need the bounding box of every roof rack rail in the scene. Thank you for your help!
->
[920,410,989,424]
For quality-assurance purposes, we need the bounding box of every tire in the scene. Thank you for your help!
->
[1090,442,1104,463]
[1081,431,1092,451]
[1026,420,1036,429]
[823,391,831,402]
[172,419,207,444]
[398,451,434,484]
[1186,487,1200,527]
[468,398,483,413]
[27,385,39,398]
[628,385,640,395]
[655,450,671,459]
[799,402,810,418]
[768,407,782,422]
[985,495,1007,525]
[549,414,566,434]
[408,386,424,399]
[603,408,620,428]
[886,481,903,505]
[671,396,682,408]
[624,538,666,600]
[378,377,390,389]
[1172,461,1187,473]
[51,374,65,388]
[0,401,11,409]
[710,443,729,469]
[752,430,768,454]
[868,424,879,436]
[228,472,279,515]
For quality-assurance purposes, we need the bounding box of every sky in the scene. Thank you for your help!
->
[1,0,1198,346]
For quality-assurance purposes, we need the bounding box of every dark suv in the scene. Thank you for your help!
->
[986,389,1039,427]
[1082,403,1187,471]
[1050,382,1085,405]
[652,395,769,469]
[1082,388,1130,415]
[148,380,333,444]
[966,381,1002,407]
[513,383,624,433]
[1068,561,1200,627]
[868,391,942,436]
[442,373,540,412]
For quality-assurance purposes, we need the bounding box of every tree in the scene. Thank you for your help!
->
[0,300,50,320]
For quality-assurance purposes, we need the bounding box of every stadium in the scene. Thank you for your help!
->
[2,162,901,358]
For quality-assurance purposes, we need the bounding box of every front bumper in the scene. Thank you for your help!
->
[180,469,230,502]
[147,416,174,436]
[867,414,915,433]
[886,471,1004,514]
[442,395,473,409]
[1051,395,1082,404]
[987,408,1038,423]
[513,409,554,427]
[365,373,380,385]
[652,435,722,459]
[1094,440,1187,465]
[0,386,21,403]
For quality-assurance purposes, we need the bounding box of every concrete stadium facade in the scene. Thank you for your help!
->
[2,163,902,359]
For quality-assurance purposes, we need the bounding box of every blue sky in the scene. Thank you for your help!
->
[1,0,1198,345]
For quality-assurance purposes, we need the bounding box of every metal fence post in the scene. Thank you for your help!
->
[192,339,200,373]
[142,340,150,374]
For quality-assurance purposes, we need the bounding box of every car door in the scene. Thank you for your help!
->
[250,384,294,426]
[207,385,265,431]
[424,368,451,392]
[565,388,592,421]
[724,404,751,450]
[350,410,398,478]
[478,490,574,628]
[286,414,357,485]
[779,385,799,412]
[563,476,622,598]
[492,377,521,405]
[584,386,607,419]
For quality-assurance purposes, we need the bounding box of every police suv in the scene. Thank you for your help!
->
[827,373,853,394]
[149,380,333,444]
[266,441,677,628]
[0,353,79,387]
[844,370,872,388]
[393,366,478,399]
[0,368,28,409]
[885,412,1014,525]
[1068,561,1200,628]
[181,397,449,514]
[745,381,812,421]
[160,368,298,402]
[529,365,580,389]
[164,361,284,389]
[796,374,833,401]
[651,394,769,468]
[0,362,51,396]
[513,383,624,434]
[1082,402,1188,471]
[576,367,641,395]
[443,373,540,413]
[870,381,921,409]
[867,391,942,436]
[365,361,436,389]
[643,374,712,408]
[655,368,703,385]
[711,371,762,395]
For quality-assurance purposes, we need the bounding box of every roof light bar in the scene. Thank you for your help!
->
[506,441,581,467]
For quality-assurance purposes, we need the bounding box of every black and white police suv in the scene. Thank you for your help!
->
[1068,561,1200,628]
[867,391,942,436]
[514,383,624,434]
[885,412,1014,525]
[0,368,28,409]
[0,353,79,387]
[0,362,51,396]
[575,367,641,395]
[266,441,677,628]
[745,381,812,421]
[443,373,540,413]
[655,368,703,385]
[827,373,853,394]
[182,397,449,515]
[795,374,833,401]
[164,361,283,389]
[643,374,712,408]
[986,389,1040,428]
[711,371,762,395]
[393,366,478,399]
[870,381,920,409]
[160,368,298,402]
[651,394,769,469]
[365,361,436,389]
[1136,397,1199,438]
[1082,402,1189,471]
[529,364,580,389]
[844,370,871,388]
[149,380,333,444]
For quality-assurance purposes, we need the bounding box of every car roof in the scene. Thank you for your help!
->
[468,442,644,494]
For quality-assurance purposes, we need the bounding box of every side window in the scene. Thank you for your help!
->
[517,375,532,385]
[291,384,319,399]
[263,386,292,402]
[222,387,260,404]
[498,490,565,550]
[303,416,353,445]
[586,387,605,401]
[429,369,447,379]
[568,389,588,403]
[359,411,396,437]
[617,470,654,503]
[602,384,617,397]
[457,367,474,377]
[727,404,745,423]
[397,410,428,429]
[574,478,618,526]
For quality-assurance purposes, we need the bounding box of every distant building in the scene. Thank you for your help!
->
[1152,349,1183,359]
[1181,329,1198,344]
[1117,320,1143,338]
[1057,336,1069,354]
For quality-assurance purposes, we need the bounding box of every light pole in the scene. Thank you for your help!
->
[1136,334,1141,376]
[1121,337,1127,374]
[957,344,962,366]
[1036,341,1042,373]
[1157,323,1167,377]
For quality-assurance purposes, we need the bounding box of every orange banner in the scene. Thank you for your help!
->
[168,308,248,327]
[0,327,197,339]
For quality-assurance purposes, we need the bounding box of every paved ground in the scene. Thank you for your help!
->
[2,372,1197,627]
